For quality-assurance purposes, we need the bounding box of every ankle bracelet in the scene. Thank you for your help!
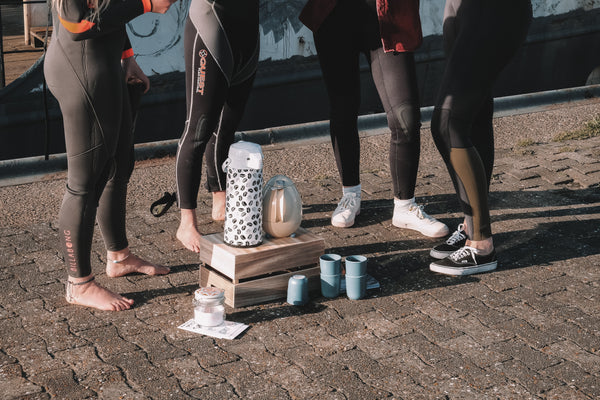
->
[109,252,131,264]
[67,276,95,286]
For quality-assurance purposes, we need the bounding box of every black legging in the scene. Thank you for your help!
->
[44,0,146,278]
[431,0,532,240]
[176,0,258,210]
[313,0,421,199]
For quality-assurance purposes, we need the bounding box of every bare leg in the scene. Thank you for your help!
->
[105,248,170,277]
[176,208,202,253]
[461,219,494,254]
[66,275,134,311]
[466,237,494,254]
[212,191,226,221]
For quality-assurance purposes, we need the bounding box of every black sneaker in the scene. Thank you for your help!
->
[429,224,467,259]
[429,246,497,276]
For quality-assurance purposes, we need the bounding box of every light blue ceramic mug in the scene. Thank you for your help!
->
[320,273,341,298]
[345,274,366,300]
[320,254,342,275]
[287,275,309,305]
[345,255,367,276]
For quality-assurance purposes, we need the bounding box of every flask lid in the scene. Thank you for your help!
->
[195,287,225,300]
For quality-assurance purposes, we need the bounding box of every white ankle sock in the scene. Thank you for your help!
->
[343,184,361,197]
[394,197,415,210]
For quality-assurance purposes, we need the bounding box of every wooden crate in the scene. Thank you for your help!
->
[200,264,321,308]
[29,26,52,48]
[198,227,324,281]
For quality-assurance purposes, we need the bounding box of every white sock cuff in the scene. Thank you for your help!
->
[343,184,361,196]
[394,197,415,207]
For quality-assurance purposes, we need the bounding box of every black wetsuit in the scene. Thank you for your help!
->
[431,0,532,240]
[44,0,150,277]
[176,0,259,210]
[313,0,421,199]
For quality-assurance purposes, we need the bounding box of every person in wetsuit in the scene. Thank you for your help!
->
[44,0,175,311]
[429,0,532,275]
[299,0,449,237]
[175,0,259,253]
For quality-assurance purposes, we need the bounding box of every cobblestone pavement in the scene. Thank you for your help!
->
[1,97,599,399]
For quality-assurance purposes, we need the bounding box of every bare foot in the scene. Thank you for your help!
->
[66,276,134,311]
[106,252,170,278]
[212,191,226,221]
[177,208,202,253]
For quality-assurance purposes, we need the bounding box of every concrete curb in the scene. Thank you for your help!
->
[1,84,600,187]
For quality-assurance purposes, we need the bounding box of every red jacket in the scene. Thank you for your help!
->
[299,0,422,53]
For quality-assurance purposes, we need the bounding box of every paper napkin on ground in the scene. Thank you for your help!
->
[178,319,248,340]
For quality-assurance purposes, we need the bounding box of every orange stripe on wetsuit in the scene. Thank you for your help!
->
[122,48,134,59]
[58,0,151,34]
[141,0,152,13]
[58,14,96,34]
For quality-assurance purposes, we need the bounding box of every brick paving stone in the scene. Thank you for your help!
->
[209,360,272,398]
[10,232,51,254]
[0,376,45,399]
[0,361,23,379]
[491,339,560,371]
[437,354,510,391]
[137,377,191,399]
[30,368,97,399]
[221,341,286,374]
[264,364,333,398]
[127,331,189,362]
[351,311,400,340]
[397,312,463,343]
[498,301,560,329]
[443,314,515,345]
[543,340,600,374]
[282,346,341,379]
[350,331,401,360]
[544,385,595,400]
[76,325,139,358]
[29,249,64,273]
[390,332,455,365]
[439,335,511,369]
[498,317,561,349]
[301,329,347,357]
[96,382,147,399]
[24,320,88,353]
[0,276,40,305]
[157,356,225,390]
[187,381,240,399]
[494,359,559,395]
[103,349,165,385]
[245,385,293,400]
[327,348,400,380]
[363,372,420,400]
[543,360,594,387]
[576,375,600,399]
[484,381,536,399]
[551,321,600,354]
[315,367,393,400]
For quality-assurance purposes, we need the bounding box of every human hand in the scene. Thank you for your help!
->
[151,0,177,14]
[122,56,150,93]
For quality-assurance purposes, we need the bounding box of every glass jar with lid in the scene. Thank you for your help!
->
[193,287,226,327]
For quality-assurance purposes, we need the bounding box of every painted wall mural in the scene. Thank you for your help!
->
[127,0,600,76]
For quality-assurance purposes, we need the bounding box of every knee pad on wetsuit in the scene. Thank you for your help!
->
[431,107,473,150]
[388,103,421,144]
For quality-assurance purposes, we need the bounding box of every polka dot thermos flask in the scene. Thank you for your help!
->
[222,141,264,247]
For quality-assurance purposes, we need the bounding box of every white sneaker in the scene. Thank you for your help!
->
[392,202,449,238]
[331,193,361,228]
